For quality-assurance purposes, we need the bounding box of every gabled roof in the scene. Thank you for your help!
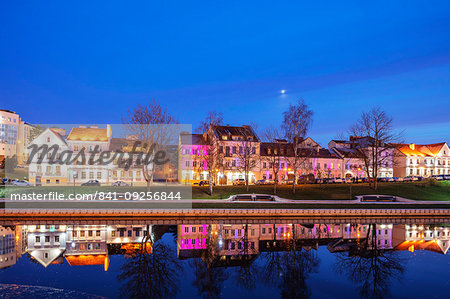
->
[425,142,447,155]
[212,125,259,141]
[49,128,67,145]
[67,127,110,142]
[333,147,361,159]
[27,248,65,268]
[260,142,295,157]
[396,142,447,157]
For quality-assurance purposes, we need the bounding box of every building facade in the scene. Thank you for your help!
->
[394,143,450,177]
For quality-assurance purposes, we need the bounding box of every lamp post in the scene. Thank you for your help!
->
[72,170,78,198]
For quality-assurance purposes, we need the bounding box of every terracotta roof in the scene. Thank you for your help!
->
[425,142,446,155]
[395,240,445,255]
[67,127,109,142]
[396,142,447,156]
[396,144,427,156]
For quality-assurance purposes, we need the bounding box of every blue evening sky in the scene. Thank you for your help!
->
[1,1,449,146]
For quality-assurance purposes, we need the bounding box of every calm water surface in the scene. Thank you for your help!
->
[0,219,449,298]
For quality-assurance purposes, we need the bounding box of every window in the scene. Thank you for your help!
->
[73,231,77,237]
[55,236,60,243]
[128,230,132,237]
[192,227,196,233]
[45,236,50,243]
[95,243,101,250]
[97,172,102,179]
[96,230,101,237]
[89,172,94,179]
[88,230,93,237]
[80,231,85,237]
[87,243,93,250]
[35,236,40,243]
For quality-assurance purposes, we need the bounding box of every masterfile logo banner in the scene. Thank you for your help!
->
[4,124,193,209]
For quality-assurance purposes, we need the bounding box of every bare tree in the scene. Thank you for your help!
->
[261,126,285,194]
[349,107,401,190]
[282,99,313,193]
[333,224,405,299]
[236,126,259,192]
[118,236,183,299]
[196,111,223,133]
[122,100,178,191]
[199,111,224,195]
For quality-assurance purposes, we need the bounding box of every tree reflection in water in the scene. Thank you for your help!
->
[118,225,183,299]
[334,224,405,299]
[260,231,320,299]
[190,225,229,299]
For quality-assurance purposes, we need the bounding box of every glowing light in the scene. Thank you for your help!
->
[280,89,286,94]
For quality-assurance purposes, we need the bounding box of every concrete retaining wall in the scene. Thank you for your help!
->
[1,208,449,218]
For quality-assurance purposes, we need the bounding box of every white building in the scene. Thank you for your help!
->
[394,143,450,177]
[26,224,67,267]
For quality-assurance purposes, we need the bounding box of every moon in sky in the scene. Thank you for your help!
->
[280,89,286,94]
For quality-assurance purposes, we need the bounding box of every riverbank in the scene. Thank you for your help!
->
[1,181,449,201]
[193,181,450,200]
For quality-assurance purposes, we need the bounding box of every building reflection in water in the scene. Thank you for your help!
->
[0,222,449,297]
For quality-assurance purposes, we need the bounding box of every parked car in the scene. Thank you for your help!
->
[198,180,214,186]
[112,181,130,187]
[298,174,315,184]
[404,176,423,182]
[233,179,246,186]
[430,175,444,181]
[393,177,403,182]
[255,179,267,185]
[443,175,450,181]
[283,179,294,185]
[81,180,101,186]
[12,180,32,187]
[330,178,343,184]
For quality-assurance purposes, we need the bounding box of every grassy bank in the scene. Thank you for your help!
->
[191,181,450,201]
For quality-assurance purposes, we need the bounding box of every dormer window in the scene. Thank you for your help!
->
[47,137,50,142]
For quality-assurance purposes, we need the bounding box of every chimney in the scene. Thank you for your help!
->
[79,125,87,128]
[409,143,415,150]
[107,124,112,138]
[90,125,98,129]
